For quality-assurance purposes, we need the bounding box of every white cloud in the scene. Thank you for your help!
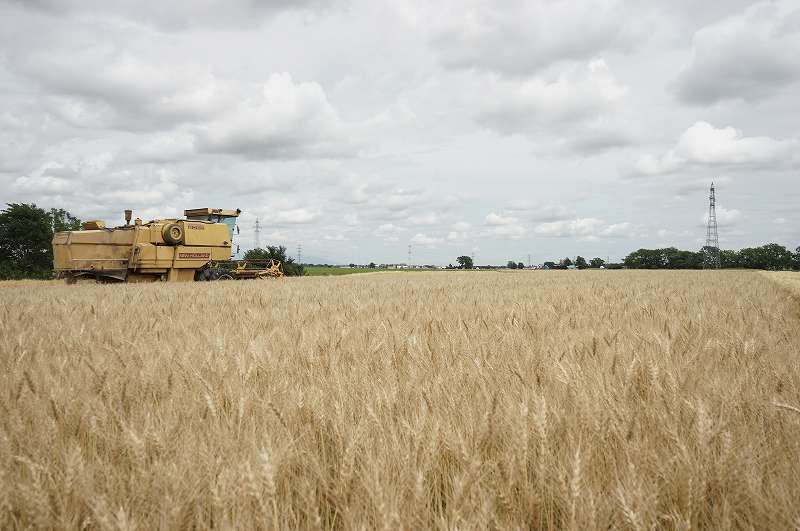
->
[676,1,800,103]
[446,231,469,242]
[13,36,357,160]
[476,59,628,135]
[196,73,355,159]
[703,207,742,226]
[630,122,798,176]
[504,202,575,222]
[676,122,796,165]
[16,44,235,130]
[631,151,684,177]
[431,0,644,76]
[381,188,425,212]
[373,222,414,243]
[12,174,72,194]
[409,212,441,225]
[534,218,635,239]
[410,233,443,246]
[482,224,527,240]
[273,208,321,225]
[599,222,633,237]
[373,223,406,240]
[342,184,371,205]
[131,133,195,163]
[485,212,515,226]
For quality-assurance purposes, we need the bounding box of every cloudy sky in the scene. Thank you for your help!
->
[1,0,798,264]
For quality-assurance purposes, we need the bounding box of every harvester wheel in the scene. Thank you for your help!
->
[162,223,184,245]
[217,274,233,281]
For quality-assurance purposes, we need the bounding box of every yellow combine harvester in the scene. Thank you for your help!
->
[52,208,283,283]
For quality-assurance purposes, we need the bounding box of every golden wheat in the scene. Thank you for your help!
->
[1,270,799,530]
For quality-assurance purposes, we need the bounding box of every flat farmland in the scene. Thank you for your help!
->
[1,271,799,530]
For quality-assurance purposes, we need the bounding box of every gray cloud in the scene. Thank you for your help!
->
[676,1,800,103]
[8,0,333,30]
[430,0,646,76]
[194,74,358,160]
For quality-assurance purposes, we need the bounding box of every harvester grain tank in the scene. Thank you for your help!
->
[52,208,282,283]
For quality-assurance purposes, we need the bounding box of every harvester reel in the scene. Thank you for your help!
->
[162,223,184,245]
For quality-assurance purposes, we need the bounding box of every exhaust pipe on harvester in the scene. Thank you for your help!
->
[124,209,132,226]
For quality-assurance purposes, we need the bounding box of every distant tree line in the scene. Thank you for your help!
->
[623,244,800,270]
[543,257,612,269]
[0,203,81,279]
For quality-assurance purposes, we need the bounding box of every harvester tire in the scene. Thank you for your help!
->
[217,273,234,281]
[162,223,184,245]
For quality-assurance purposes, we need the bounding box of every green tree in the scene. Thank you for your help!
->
[795,246,800,270]
[759,243,795,270]
[623,249,665,269]
[663,248,703,269]
[737,244,794,270]
[456,255,473,269]
[506,260,517,269]
[575,256,588,269]
[543,261,556,269]
[0,203,81,279]
[589,257,605,268]
[368,262,376,269]
[50,208,82,232]
[244,245,304,276]
[720,249,739,268]
[517,262,525,270]
[562,257,573,268]
[621,244,794,270]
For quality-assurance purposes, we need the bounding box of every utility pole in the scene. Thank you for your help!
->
[253,218,261,250]
[528,254,531,268]
[407,244,412,268]
[704,182,721,269]
[297,243,302,264]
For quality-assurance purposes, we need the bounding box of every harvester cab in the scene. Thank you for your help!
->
[184,208,241,257]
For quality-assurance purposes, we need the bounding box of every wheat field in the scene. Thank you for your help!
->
[1,270,799,530]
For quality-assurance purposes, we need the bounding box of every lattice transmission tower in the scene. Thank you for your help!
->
[253,218,261,250]
[703,182,721,269]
